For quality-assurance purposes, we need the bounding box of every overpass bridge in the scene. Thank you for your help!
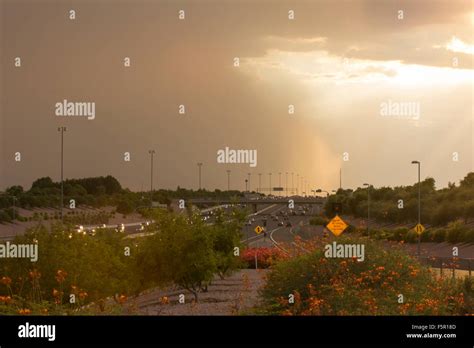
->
[188,197,325,214]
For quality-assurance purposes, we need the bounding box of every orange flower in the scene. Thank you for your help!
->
[55,269,67,283]
[118,294,127,304]
[18,308,31,315]
[28,270,41,280]
[79,291,88,300]
[0,295,12,304]
[1,276,12,286]
[160,296,169,304]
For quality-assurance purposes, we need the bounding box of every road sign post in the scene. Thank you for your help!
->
[414,223,425,257]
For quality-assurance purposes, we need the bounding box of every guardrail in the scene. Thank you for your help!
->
[417,256,473,278]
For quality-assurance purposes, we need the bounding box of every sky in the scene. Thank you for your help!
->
[0,0,473,193]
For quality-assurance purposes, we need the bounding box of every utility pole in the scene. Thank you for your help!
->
[268,173,272,195]
[247,173,251,192]
[363,183,370,237]
[296,174,299,195]
[57,126,66,222]
[412,160,421,257]
[226,170,231,191]
[258,173,262,193]
[285,172,288,197]
[197,162,203,190]
[291,173,294,195]
[339,168,342,190]
[149,150,155,206]
[278,172,282,197]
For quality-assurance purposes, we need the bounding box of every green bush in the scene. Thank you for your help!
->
[405,230,418,243]
[460,229,474,243]
[432,229,446,243]
[310,216,328,226]
[389,228,409,241]
[446,220,467,243]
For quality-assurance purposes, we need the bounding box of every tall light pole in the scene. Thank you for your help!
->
[268,173,272,195]
[149,150,155,206]
[258,173,262,193]
[57,126,66,222]
[363,183,370,237]
[226,170,231,191]
[285,172,288,197]
[278,172,282,197]
[197,162,203,190]
[296,174,299,195]
[412,160,421,256]
[247,173,251,192]
[12,196,16,221]
[339,168,342,190]
[245,179,248,192]
[291,173,294,195]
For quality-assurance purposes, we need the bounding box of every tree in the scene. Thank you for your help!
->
[139,212,217,302]
[211,208,244,279]
[460,173,474,188]
[116,200,133,215]
[31,177,55,190]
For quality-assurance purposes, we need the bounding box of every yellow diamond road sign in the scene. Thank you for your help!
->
[414,223,425,235]
[326,215,348,236]
[254,225,264,234]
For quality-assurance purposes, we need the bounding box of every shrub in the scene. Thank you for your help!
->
[257,236,470,315]
[405,230,418,243]
[310,216,328,226]
[389,228,409,241]
[446,220,467,243]
[460,229,474,243]
[241,247,286,269]
[432,229,446,243]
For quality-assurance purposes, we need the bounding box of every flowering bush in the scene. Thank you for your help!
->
[241,247,286,269]
[258,236,473,315]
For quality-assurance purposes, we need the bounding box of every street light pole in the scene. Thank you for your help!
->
[291,173,294,195]
[268,173,272,195]
[226,170,231,191]
[197,162,203,190]
[149,150,155,206]
[340,168,342,190]
[363,183,370,237]
[285,172,288,197]
[296,174,299,195]
[258,173,262,193]
[247,173,251,192]
[412,160,421,256]
[57,126,66,222]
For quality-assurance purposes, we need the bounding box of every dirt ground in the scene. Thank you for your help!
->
[127,269,269,315]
